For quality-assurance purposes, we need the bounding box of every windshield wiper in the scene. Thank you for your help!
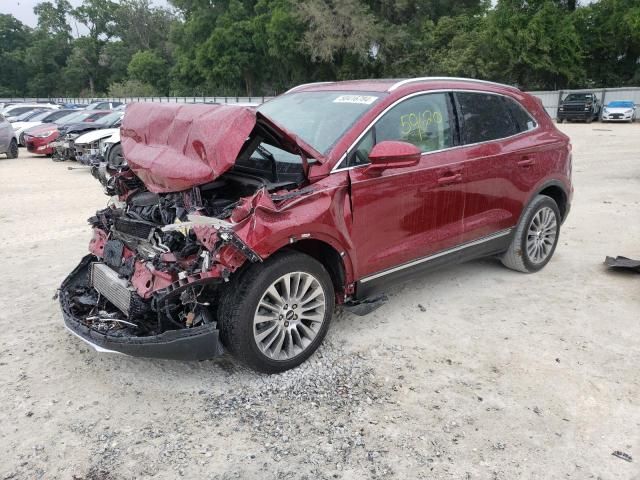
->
[256,144,278,183]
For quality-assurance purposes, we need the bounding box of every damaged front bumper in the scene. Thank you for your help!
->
[59,255,225,360]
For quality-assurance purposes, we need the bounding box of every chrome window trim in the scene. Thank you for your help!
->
[388,77,517,92]
[330,89,539,173]
[359,228,513,284]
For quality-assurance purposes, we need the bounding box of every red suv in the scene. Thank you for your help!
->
[59,78,573,372]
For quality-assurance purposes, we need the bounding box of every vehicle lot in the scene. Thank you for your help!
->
[0,123,638,479]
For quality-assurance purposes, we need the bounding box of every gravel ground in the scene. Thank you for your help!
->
[0,123,639,480]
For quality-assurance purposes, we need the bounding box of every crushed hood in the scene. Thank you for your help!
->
[120,103,322,193]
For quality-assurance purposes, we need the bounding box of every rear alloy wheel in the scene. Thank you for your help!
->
[218,250,334,373]
[501,195,561,273]
[6,138,18,159]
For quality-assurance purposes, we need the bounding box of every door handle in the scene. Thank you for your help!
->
[517,156,535,167]
[437,173,462,185]
[518,155,536,167]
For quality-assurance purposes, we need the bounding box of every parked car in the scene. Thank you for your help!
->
[1,103,59,119]
[59,77,573,373]
[23,110,111,156]
[85,101,123,110]
[74,127,122,166]
[8,108,48,123]
[601,100,636,122]
[13,109,78,145]
[557,92,600,123]
[52,111,123,161]
[0,113,19,158]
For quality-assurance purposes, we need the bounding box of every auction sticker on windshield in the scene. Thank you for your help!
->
[333,95,378,104]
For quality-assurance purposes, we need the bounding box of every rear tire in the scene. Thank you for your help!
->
[217,250,335,373]
[6,139,18,159]
[501,195,561,273]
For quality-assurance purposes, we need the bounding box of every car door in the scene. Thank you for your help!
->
[454,91,539,243]
[346,92,466,281]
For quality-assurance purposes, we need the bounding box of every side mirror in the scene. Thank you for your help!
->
[366,141,421,172]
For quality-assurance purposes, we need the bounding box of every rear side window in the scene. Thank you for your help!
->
[456,92,517,144]
[505,98,537,133]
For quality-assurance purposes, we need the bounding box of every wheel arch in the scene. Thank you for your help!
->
[525,179,570,222]
[285,239,349,296]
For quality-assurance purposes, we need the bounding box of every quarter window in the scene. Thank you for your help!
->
[505,98,537,133]
[456,92,518,144]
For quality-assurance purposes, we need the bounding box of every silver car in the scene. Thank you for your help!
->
[0,113,19,158]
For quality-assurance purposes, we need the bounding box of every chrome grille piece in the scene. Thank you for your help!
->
[90,262,132,316]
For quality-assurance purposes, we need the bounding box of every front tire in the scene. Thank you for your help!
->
[6,138,18,159]
[218,250,335,373]
[501,195,561,273]
[107,144,124,167]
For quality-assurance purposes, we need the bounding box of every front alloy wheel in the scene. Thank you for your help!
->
[253,272,327,361]
[218,250,334,373]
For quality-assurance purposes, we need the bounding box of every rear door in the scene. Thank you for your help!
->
[347,92,466,280]
[454,91,539,243]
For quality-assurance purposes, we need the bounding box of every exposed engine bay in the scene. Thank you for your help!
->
[58,103,320,359]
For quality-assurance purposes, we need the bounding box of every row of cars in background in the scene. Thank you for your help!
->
[557,93,637,123]
[0,100,124,165]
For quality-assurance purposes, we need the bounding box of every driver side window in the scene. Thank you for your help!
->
[346,92,453,167]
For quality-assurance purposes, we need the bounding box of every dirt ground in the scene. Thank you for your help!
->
[0,123,639,480]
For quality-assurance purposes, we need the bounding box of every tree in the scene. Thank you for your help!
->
[70,0,119,94]
[108,79,158,96]
[0,14,31,96]
[485,0,583,89]
[574,0,640,86]
[128,50,169,94]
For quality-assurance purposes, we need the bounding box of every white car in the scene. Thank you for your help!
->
[1,103,59,119]
[0,113,19,159]
[74,128,122,166]
[601,101,636,122]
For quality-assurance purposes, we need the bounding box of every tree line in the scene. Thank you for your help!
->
[0,0,638,98]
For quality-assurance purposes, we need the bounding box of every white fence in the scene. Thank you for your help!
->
[527,87,640,118]
[3,86,639,118]
[0,96,272,106]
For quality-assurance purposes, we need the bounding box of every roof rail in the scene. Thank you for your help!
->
[388,77,517,92]
[284,82,335,94]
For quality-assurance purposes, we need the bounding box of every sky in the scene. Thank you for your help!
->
[0,0,171,30]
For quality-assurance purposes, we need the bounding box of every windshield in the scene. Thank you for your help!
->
[258,91,383,155]
[30,110,54,121]
[565,94,593,102]
[54,111,91,124]
[94,111,122,126]
[607,101,634,108]
[16,109,44,121]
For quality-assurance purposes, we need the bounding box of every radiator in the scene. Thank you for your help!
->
[90,262,132,316]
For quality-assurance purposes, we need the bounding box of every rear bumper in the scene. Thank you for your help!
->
[59,255,224,361]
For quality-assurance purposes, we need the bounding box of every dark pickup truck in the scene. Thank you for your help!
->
[557,92,601,123]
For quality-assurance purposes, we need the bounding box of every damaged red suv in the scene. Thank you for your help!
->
[59,78,573,372]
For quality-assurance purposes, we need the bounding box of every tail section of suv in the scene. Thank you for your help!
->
[59,78,573,372]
